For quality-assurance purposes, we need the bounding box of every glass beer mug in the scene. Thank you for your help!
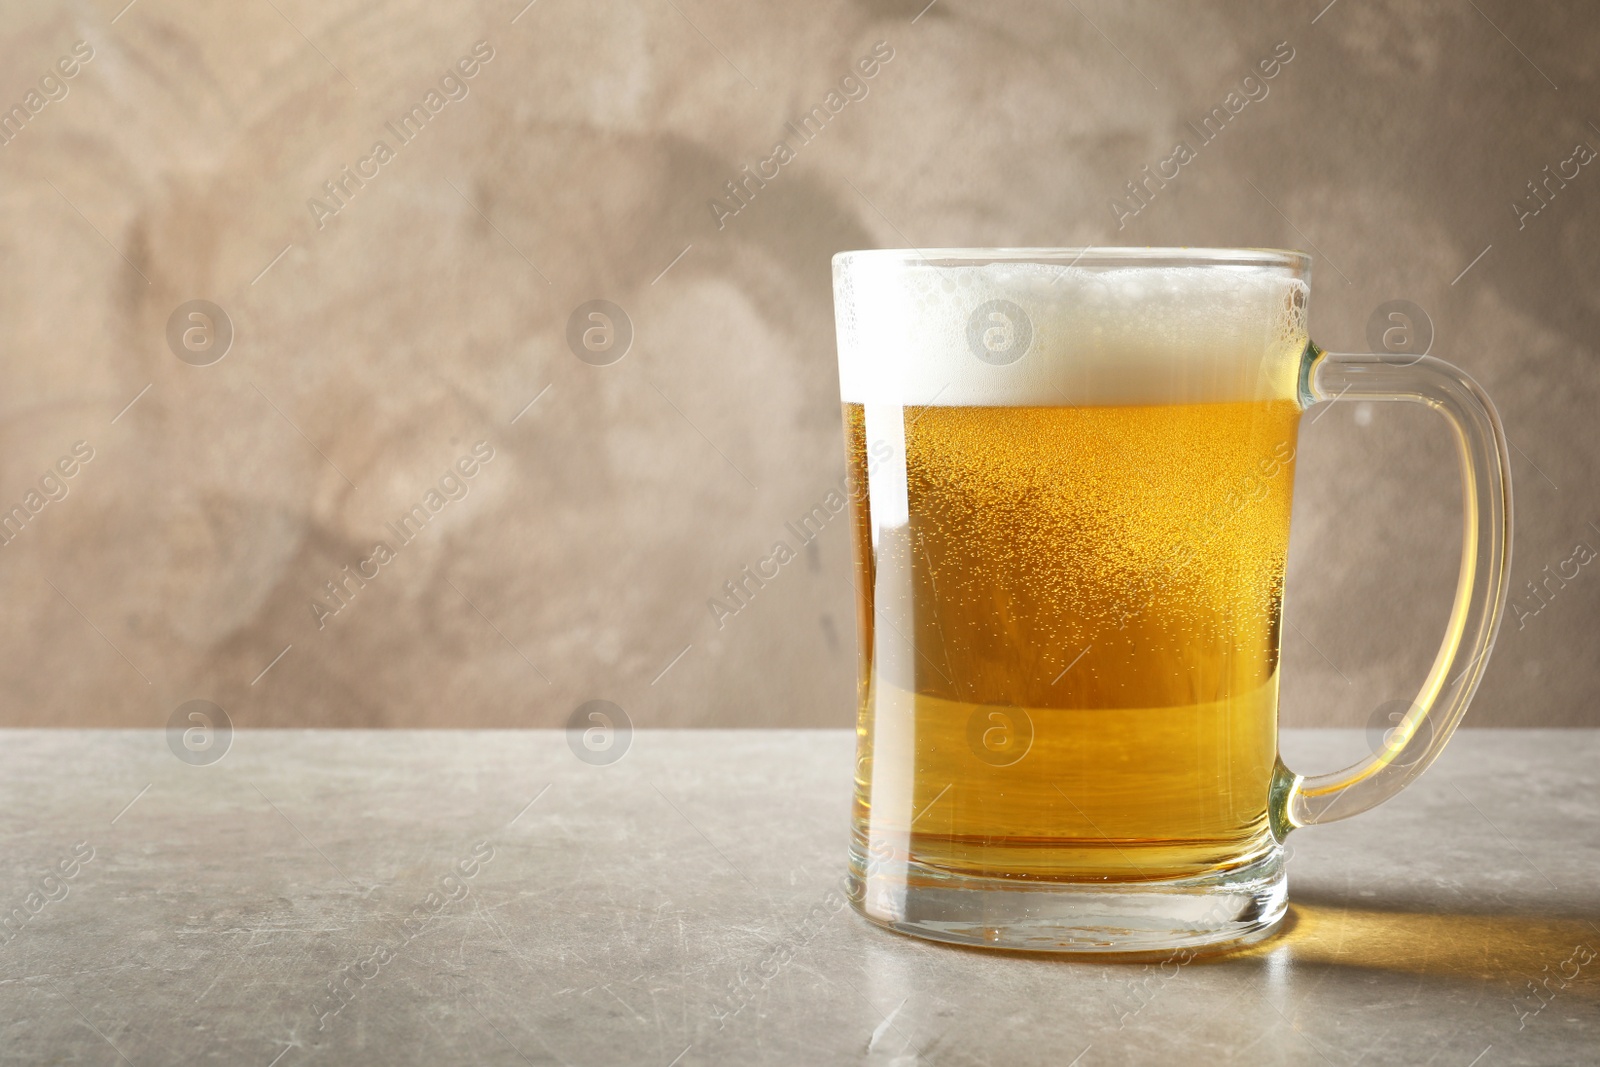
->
[831,248,1511,953]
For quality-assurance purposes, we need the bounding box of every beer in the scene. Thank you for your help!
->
[844,399,1298,882]
[832,247,1515,954]
[835,255,1308,888]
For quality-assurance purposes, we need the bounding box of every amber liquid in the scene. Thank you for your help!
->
[845,400,1300,882]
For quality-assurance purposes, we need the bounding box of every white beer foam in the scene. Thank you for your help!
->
[833,256,1309,406]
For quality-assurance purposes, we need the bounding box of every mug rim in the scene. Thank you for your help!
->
[832,246,1311,273]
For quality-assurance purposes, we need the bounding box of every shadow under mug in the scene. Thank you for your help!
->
[830,247,1512,954]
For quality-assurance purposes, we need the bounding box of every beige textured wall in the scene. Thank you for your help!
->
[0,0,1594,729]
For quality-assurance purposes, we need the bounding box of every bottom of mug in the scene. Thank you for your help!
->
[846,842,1287,956]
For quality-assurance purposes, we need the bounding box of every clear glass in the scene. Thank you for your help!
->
[831,247,1512,954]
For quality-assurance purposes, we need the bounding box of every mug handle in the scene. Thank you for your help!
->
[1271,345,1514,836]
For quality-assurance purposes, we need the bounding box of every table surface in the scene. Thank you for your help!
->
[1,729,1596,1066]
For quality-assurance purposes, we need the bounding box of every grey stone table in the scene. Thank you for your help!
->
[1,730,1596,1066]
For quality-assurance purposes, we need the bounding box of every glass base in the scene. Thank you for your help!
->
[847,841,1287,956]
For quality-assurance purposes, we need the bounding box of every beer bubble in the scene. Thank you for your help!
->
[965,299,1033,366]
[965,703,1034,766]
[567,699,632,765]
[566,300,633,366]
[166,700,233,766]
[166,300,234,366]
[836,257,1309,406]
[1364,699,1433,769]
[1364,299,1432,366]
